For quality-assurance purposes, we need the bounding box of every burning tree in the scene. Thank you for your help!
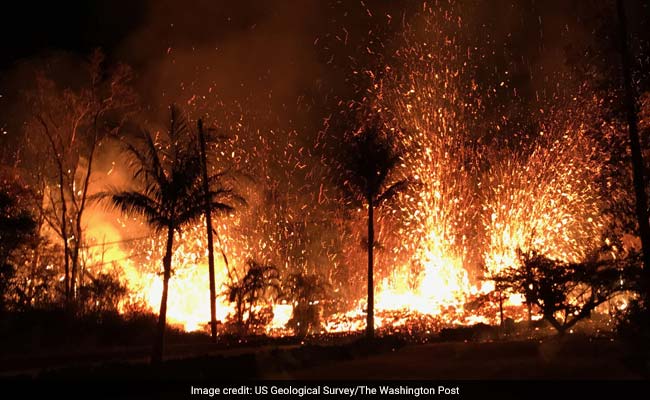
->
[284,272,331,337]
[98,106,244,364]
[24,50,135,310]
[226,260,281,335]
[339,118,408,338]
[491,250,640,335]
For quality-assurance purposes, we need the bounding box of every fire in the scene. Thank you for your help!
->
[339,6,487,326]
[81,206,236,332]
[269,304,294,330]
[120,257,233,332]
[319,4,612,331]
[375,241,471,315]
[482,118,606,277]
[68,3,617,336]
[82,206,297,334]
[121,220,248,332]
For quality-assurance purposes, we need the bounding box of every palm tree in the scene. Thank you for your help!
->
[98,106,243,364]
[341,120,408,339]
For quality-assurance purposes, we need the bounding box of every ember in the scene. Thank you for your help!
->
[0,0,647,365]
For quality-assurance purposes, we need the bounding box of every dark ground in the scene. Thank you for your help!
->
[2,334,642,380]
[279,337,639,380]
[1,334,647,399]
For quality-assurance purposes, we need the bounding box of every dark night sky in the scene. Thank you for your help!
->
[2,1,648,85]
[0,0,648,152]
[0,2,646,48]
[0,0,146,68]
[2,1,646,71]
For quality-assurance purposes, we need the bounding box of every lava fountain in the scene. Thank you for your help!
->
[80,3,612,335]
[325,3,611,331]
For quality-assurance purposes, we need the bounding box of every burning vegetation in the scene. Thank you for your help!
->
[1,0,649,370]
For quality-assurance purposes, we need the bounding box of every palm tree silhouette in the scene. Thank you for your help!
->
[98,106,243,363]
[341,120,408,339]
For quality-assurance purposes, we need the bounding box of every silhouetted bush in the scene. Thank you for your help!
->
[77,272,128,315]
[225,260,281,335]
[284,272,331,337]
[490,250,640,334]
[0,306,200,356]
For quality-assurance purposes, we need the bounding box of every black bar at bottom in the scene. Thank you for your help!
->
[2,379,648,399]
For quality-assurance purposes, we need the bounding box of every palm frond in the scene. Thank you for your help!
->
[122,129,169,195]
[210,187,247,208]
[176,201,236,229]
[174,186,244,228]
[139,128,167,184]
[341,120,403,202]
[376,179,409,205]
[102,104,245,238]
[169,105,190,141]
[168,105,195,163]
[97,189,168,231]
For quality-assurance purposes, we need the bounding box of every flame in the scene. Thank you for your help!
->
[375,240,471,315]
[482,121,606,276]
[321,4,610,331]
[68,4,617,336]
[120,256,234,332]
[80,206,237,332]
[269,304,294,331]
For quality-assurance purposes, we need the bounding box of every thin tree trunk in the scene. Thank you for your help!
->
[198,119,218,342]
[499,291,504,332]
[367,198,375,339]
[70,220,82,305]
[59,171,71,307]
[617,0,650,301]
[70,133,97,304]
[215,227,235,284]
[51,146,71,306]
[152,226,174,364]
[237,294,246,335]
[71,234,79,304]
[37,117,72,309]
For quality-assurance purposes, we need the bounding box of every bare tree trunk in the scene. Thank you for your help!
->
[70,138,96,304]
[56,157,71,307]
[198,119,218,342]
[366,198,375,339]
[71,236,79,304]
[38,117,72,309]
[30,186,46,298]
[617,0,650,301]
[499,291,504,332]
[237,295,244,334]
[152,225,174,365]
[215,227,235,283]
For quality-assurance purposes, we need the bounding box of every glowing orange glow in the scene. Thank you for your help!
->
[67,5,620,336]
